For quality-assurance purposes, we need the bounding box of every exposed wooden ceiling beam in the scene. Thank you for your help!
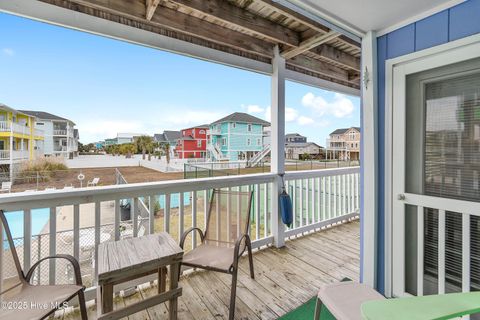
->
[166,0,300,46]
[56,0,274,57]
[146,0,161,20]
[310,44,360,71]
[254,0,360,49]
[281,31,339,60]
[151,4,273,56]
[38,0,359,88]
[287,54,352,83]
[167,0,360,72]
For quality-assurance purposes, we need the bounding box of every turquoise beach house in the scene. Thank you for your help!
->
[208,112,270,161]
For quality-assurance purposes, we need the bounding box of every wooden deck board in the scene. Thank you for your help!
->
[64,220,359,320]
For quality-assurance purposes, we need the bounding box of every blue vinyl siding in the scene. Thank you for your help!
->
[449,0,480,40]
[374,0,480,294]
[415,11,449,51]
[209,121,264,160]
[387,24,415,59]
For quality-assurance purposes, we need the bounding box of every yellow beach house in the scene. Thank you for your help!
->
[0,103,44,178]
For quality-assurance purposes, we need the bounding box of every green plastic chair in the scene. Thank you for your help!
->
[361,291,480,320]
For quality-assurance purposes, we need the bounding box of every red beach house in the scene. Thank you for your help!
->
[174,124,209,159]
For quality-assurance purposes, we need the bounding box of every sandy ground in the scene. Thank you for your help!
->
[11,166,184,192]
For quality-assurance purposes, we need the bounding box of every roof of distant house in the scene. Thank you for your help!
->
[211,112,270,126]
[117,133,145,139]
[19,110,75,124]
[286,142,323,149]
[178,136,195,141]
[181,124,209,131]
[154,131,182,142]
[330,127,361,135]
[286,133,306,138]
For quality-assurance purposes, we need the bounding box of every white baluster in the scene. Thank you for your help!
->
[417,206,424,296]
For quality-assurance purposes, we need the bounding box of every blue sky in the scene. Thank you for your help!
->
[0,12,359,146]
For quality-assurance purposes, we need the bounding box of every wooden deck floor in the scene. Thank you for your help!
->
[62,220,359,320]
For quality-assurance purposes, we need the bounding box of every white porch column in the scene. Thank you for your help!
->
[361,31,378,288]
[271,45,286,248]
[9,124,13,181]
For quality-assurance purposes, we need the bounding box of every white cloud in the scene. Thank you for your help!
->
[1,48,14,56]
[302,92,355,118]
[264,106,298,122]
[245,104,264,114]
[297,116,314,125]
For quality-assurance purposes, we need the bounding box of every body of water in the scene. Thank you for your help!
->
[158,192,191,209]
[3,208,50,248]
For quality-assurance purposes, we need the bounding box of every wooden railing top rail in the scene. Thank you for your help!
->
[0,172,277,211]
[284,166,359,179]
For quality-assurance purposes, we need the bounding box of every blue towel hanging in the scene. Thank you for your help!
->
[279,175,293,227]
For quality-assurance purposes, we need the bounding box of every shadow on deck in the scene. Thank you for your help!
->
[61,220,359,320]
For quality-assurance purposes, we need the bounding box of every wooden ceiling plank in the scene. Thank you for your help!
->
[151,4,274,56]
[287,54,350,82]
[146,0,161,20]
[255,0,360,49]
[310,44,360,71]
[167,0,300,46]
[63,0,273,57]
[281,30,339,60]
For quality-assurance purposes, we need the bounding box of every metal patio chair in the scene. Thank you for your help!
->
[180,189,255,320]
[0,210,87,320]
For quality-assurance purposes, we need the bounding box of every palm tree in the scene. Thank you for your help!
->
[134,135,153,160]
[162,143,171,165]
[120,143,136,158]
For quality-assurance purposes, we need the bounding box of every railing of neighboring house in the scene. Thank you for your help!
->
[0,150,30,161]
[53,129,67,135]
[0,150,9,160]
[11,150,29,160]
[0,167,359,302]
[0,121,10,132]
[11,122,29,135]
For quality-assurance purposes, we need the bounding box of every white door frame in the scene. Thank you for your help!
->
[384,32,480,298]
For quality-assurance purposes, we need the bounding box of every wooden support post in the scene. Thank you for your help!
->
[361,30,378,288]
[271,45,286,248]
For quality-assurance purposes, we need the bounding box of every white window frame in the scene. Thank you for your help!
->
[197,140,202,147]
[384,32,480,298]
[232,122,236,128]
[247,124,252,132]
[247,138,251,146]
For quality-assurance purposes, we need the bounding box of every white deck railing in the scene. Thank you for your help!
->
[0,121,10,132]
[0,150,30,161]
[0,167,359,301]
[53,129,67,136]
[0,121,36,136]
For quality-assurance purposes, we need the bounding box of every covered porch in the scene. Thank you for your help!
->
[3,0,480,319]
[62,221,359,319]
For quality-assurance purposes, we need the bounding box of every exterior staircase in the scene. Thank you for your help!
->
[247,145,270,167]
[207,143,226,161]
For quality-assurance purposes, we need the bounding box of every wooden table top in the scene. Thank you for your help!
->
[97,232,183,283]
